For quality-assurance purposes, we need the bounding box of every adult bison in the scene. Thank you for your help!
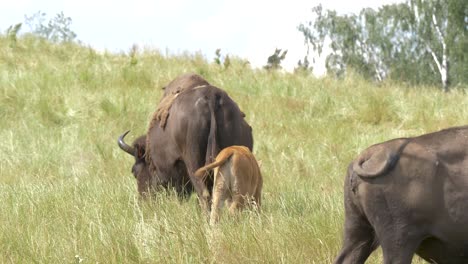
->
[335,125,468,264]
[117,73,253,213]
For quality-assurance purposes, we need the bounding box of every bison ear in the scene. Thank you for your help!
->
[136,145,146,159]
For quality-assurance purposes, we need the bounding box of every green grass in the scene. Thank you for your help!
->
[1,35,467,263]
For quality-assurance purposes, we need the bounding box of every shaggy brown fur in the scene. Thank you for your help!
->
[151,73,211,130]
[153,92,180,129]
[195,145,262,225]
[145,73,211,170]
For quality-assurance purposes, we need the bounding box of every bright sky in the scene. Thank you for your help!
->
[1,0,401,74]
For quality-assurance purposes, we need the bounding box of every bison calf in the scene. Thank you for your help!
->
[195,145,263,225]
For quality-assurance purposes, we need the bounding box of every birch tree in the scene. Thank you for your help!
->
[299,0,467,90]
[409,0,450,91]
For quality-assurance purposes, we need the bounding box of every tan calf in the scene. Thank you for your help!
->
[195,145,263,225]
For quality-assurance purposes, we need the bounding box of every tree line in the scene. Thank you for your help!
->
[6,11,77,44]
[298,0,467,91]
[4,0,467,91]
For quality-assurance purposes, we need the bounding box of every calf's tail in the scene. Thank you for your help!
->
[194,152,234,179]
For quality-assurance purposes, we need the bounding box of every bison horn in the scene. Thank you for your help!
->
[118,130,135,155]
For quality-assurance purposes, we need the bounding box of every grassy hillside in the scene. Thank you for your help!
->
[1,35,467,263]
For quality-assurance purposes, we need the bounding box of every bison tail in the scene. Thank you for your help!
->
[353,151,396,178]
[353,138,409,178]
[205,92,219,164]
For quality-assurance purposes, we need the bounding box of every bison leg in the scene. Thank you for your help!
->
[334,214,378,264]
[185,161,212,216]
[377,229,422,264]
[370,200,425,263]
[381,248,416,264]
[173,160,193,200]
[336,175,379,264]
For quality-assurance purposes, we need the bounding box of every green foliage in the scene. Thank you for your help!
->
[299,0,468,90]
[24,11,77,42]
[214,48,222,65]
[213,49,231,70]
[0,34,465,263]
[6,23,22,45]
[128,44,139,66]
[446,0,468,87]
[264,48,288,70]
[294,55,313,75]
[223,55,231,69]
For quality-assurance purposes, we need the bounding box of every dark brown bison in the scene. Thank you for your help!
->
[335,125,468,264]
[118,73,253,212]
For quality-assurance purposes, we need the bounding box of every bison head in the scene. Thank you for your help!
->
[117,130,153,197]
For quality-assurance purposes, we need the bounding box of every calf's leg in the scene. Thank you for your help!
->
[210,169,228,225]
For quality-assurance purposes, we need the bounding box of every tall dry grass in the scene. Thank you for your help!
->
[1,35,467,263]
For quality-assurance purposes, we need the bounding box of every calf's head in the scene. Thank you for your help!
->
[117,130,152,197]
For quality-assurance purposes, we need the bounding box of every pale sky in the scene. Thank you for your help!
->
[1,0,401,74]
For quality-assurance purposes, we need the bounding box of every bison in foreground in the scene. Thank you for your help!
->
[118,73,253,213]
[335,125,468,264]
[194,145,263,225]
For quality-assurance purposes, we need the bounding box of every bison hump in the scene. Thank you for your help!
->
[353,138,409,178]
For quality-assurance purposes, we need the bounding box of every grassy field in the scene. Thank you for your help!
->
[1,35,467,263]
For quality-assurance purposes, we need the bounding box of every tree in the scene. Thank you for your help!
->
[294,55,313,74]
[213,49,231,69]
[299,0,467,91]
[406,0,459,91]
[264,48,288,70]
[298,6,389,81]
[294,44,313,74]
[24,11,77,43]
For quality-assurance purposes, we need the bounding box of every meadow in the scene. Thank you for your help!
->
[1,35,467,263]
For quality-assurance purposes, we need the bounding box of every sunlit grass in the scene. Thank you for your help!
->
[1,35,466,263]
